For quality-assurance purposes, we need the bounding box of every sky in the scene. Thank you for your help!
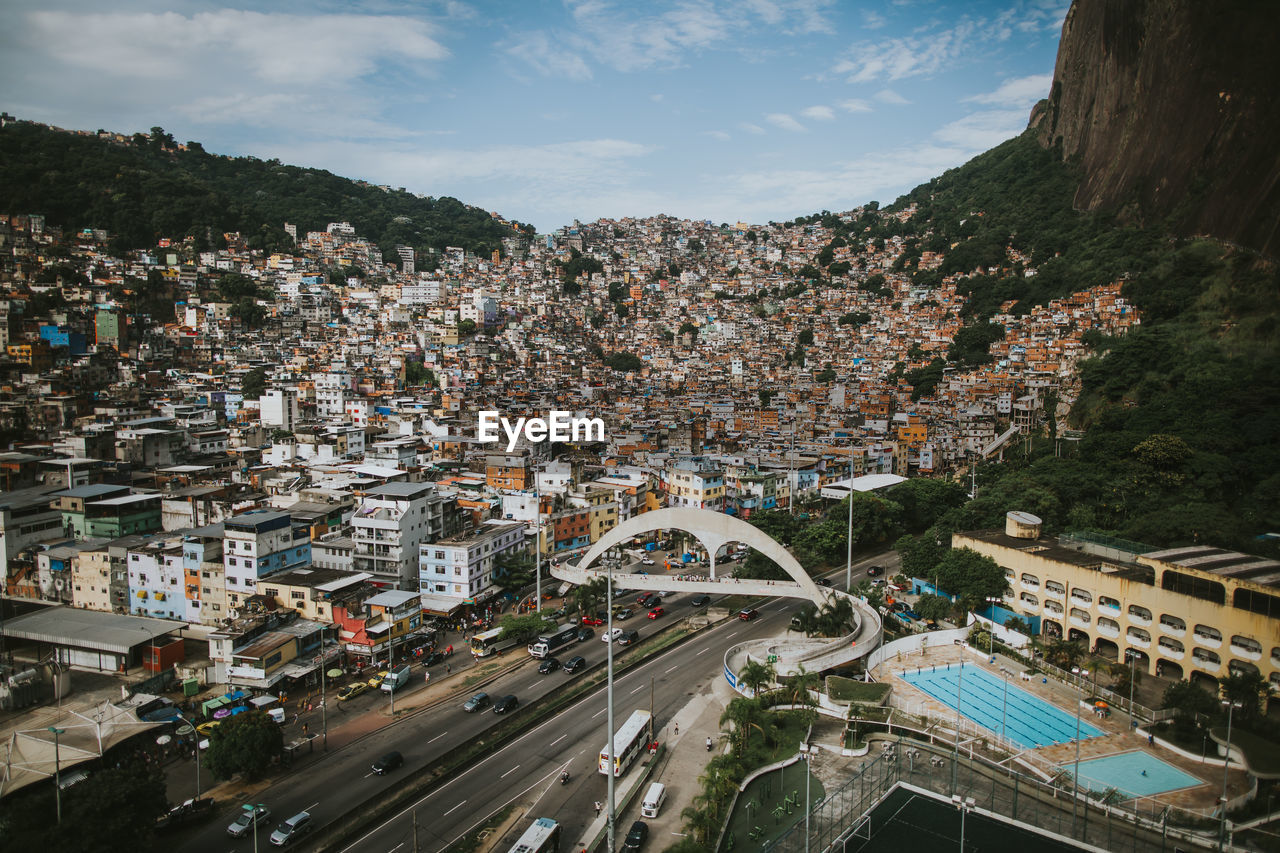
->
[0,0,1068,233]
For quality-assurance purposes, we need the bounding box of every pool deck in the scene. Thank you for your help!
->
[871,642,1250,814]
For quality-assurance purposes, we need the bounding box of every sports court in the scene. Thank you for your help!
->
[899,663,1102,749]
[1071,750,1204,799]
[841,785,1089,853]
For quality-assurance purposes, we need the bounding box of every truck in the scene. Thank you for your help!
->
[380,664,412,693]
[528,624,579,658]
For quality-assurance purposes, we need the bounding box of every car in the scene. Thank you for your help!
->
[421,651,445,667]
[656,589,673,599]
[538,657,561,674]
[567,614,580,625]
[493,694,519,714]
[227,804,271,838]
[562,656,587,673]
[196,720,221,736]
[615,607,634,620]
[551,607,567,618]
[337,682,368,702]
[575,626,595,641]
[602,627,623,642]
[870,578,887,587]
[618,630,640,646]
[738,608,760,621]
[371,750,404,775]
[636,592,657,607]
[366,670,389,689]
[641,557,656,565]
[612,587,630,600]
[690,594,711,607]
[463,692,491,713]
[925,618,940,630]
[816,577,833,587]
[156,797,216,833]
[581,615,605,627]
[269,811,312,846]
[647,606,664,619]
[867,565,884,577]
[623,820,649,852]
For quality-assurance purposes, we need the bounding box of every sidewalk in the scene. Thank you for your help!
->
[573,673,736,852]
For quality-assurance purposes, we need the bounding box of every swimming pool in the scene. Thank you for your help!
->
[1071,751,1203,799]
[899,663,1103,749]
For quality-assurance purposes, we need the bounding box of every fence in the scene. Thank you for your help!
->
[762,733,1221,853]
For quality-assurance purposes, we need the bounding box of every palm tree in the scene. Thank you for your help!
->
[571,577,608,618]
[738,659,776,697]
[721,697,766,753]
[792,603,819,636]
[815,594,855,636]
[782,666,822,709]
[682,799,719,844]
[1219,671,1272,721]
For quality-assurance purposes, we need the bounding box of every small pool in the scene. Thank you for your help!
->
[1072,750,1203,798]
[899,663,1102,749]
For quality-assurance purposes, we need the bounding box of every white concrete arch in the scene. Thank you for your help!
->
[572,507,828,605]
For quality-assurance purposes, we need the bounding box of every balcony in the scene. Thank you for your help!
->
[1045,581,1066,599]
[1158,614,1184,636]
[1230,636,1262,661]
[1126,627,1151,648]
[1069,608,1091,628]
[1096,617,1120,638]
[1020,573,1040,590]
[1193,625,1222,648]
[1070,590,1093,606]
[1192,649,1221,670]
[1158,638,1185,659]
[1098,596,1121,613]
[1044,601,1064,616]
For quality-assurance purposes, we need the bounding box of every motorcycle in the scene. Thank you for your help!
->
[559,771,571,785]
[706,737,713,752]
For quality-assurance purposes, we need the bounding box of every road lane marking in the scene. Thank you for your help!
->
[727,631,740,638]
[630,684,646,695]
[664,665,679,674]
[696,647,710,656]
[501,764,521,778]
[428,731,448,744]
[443,800,467,817]
[550,734,567,747]
[592,707,606,718]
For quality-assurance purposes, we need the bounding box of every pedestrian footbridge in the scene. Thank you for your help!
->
[547,508,881,678]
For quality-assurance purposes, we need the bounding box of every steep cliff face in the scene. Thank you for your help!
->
[1035,0,1280,258]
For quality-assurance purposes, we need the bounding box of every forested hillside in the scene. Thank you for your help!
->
[0,121,527,262]
[875,131,1280,556]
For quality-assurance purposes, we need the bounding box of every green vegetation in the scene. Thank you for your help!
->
[240,367,267,401]
[494,612,556,644]
[603,351,644,372]
[0,757,168,853]
[203,708,283,780]
[0,121,523,257]
[826,676,891,704]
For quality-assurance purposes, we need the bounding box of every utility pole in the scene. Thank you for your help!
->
[845,440,855,591]
[534,484,542,615]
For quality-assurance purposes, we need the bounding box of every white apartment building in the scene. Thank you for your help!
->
[418,520,525,616]
[222,510,312,613]
[314,371,352,419]
[260,389,299,431]
[350,483,448,589]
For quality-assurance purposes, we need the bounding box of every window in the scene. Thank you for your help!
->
[265,588,279,598]
[292,590,305,600]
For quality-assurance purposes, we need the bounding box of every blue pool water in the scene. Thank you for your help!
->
[899,663,1103,749]
[1072,751,1203,799]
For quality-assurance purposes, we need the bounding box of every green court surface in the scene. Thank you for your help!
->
[724,760,826,850]
[843,787,1088,853]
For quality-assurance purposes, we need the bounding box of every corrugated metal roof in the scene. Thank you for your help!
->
[0,606,177,654]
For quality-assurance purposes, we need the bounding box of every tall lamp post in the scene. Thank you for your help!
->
[1070,666,1090,834]
[1123,649,1137,724]
[243,803,264,853]
[952,795,975,852]
[1219,699,1241,852]
[174,713,201,798]
[48,722,64,819]
[319,625,331,750]
[983,598,1002,656]
[603,547,619,853]
[534,485,543,615]
[845,441,855,591]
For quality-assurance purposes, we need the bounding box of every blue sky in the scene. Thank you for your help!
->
[1,1,1067,233]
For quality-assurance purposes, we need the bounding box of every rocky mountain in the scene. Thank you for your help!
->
[1034,0,1280,258]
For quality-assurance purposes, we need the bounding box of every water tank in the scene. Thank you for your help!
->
[1005,511,1042,539]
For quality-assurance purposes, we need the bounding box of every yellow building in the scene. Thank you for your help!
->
[955,514,1280,693]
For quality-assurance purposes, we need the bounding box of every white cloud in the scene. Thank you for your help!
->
[739,122,766,135]
[741,0,835,34]
[26,10,448,86]
[963,73,1053,106]
[932,109,1028,149]
[703,130,732,140]
[862,10,887,30]
[505,31,593,80]
[650,93,665,102]
[874,89,911,105]
[837,99,873,113]
[766,113,806,132]
[800,105,835,121]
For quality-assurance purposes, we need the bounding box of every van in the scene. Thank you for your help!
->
[618,630,640,646]
[641,782,666,818]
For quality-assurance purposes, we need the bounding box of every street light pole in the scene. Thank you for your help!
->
[1220,700,1239,852]
[1000,670,1010,744]
[320,625,329,750]
[804,750,811,853]
[48,722,64,819]
[1071,666,1088,833]
[534,485,542,615]
[605,548,616,853]
[845,441,854,591]
[174,713,201,798]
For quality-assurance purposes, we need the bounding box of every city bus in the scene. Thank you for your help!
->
[598,709,652,776]
[528,624,578,658]
[471,627,519,658]
[508,817,561,853]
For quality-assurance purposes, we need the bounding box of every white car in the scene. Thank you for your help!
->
[602,627,624,642]
[641,558,656,565]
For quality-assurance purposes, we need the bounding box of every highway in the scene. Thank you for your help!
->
[177,551,893,853]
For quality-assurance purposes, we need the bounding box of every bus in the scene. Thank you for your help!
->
[508,818,561,853]
[471,627,520,658]
[528,624,578,658]
[598,709,652,776]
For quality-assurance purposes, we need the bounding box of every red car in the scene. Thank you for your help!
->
[580,615,605,627]
[647,607,665,619]
[738,608,760,621]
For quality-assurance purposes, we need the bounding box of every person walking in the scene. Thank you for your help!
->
[594,801,602,817]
